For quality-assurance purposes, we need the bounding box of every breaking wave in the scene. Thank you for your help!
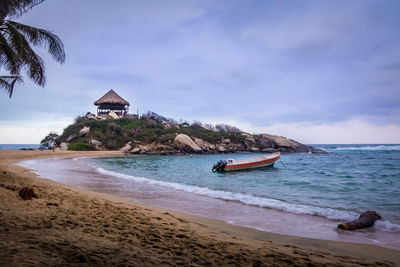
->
[95,167,357,221]
[335,145,400,151]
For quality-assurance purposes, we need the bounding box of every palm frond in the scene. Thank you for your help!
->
[1,0,44,20]
[4,22,45,86]
[8,20,66,63]
[0,32,22,74]
[0,0,15,23]
[0,75,23,97]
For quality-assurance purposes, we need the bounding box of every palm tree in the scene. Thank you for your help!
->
[0,0,65,97]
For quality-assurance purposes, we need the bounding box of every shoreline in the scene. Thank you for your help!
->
[1,150,399,266]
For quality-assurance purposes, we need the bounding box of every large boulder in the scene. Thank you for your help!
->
[218,146,226,152]
[309,146,327,154]
[90,139,102,147]
[86,113,105,121]
[174,134,202,153]
[254,135,275,149]
[251,147,260,152]
[66,134,77,142]
[162,121,172,129]
[120,142,131,152]
[139,145,150,154]
[258,134,312,153]
[79,126,90,136]
[108,111,119,119]
[130,147,141,154]
[194,138,210,151]
[86,112,97,120]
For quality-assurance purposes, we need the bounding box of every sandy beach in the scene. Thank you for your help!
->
[0,150,399,266]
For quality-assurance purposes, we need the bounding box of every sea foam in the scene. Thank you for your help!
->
[95,167,358,222]
[335,145,400,151]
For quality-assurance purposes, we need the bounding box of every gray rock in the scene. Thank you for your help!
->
[218,146,226,152]
[79,126,90,136]
[107,111,119,119]
[162,121,172,129]
[139,145,150,152]
[194,138,210,151]
[174,134,202,153]
[130,148,141,154]
[309,146,328,154]
[86,113,97,120]
[120,143,131,152]
[90,139,102,147]
[66,134,77,142]
[261,148,279,153]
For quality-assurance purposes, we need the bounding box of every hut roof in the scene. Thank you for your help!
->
[94,89,130,106]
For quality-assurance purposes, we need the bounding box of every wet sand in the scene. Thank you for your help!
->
[0,150,399,266]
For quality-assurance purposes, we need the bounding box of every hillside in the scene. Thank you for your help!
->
[57,112,326,154]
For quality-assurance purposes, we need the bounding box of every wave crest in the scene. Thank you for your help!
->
[335,145,400,151]
[95,167,357,221]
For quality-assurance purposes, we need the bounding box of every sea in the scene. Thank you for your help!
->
[15,144,400,249]
[0,144,40,150]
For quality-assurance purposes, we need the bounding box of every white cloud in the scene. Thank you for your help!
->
[0,118,72,144]
[208,119,400,144]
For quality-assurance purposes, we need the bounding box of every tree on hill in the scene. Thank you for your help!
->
[40,131,59,145]
[0,0,65,97]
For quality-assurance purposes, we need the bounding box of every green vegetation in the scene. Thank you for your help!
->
[40,131,59,145]
[60,112,246,150]
[68,142,95,151]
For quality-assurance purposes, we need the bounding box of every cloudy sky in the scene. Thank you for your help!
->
[1,0,399,144]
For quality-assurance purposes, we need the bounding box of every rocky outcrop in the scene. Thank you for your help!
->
[253,134,323,153]
[130,148,141,154]
[79,126,90,135]
[59,114,326,154]
[174,134,202,153]
[90,139,102,147]
[86,112,105,121]
[108,111,119,119]
[120,142,132,152]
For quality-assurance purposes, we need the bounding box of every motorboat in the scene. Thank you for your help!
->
[212,152,280,172]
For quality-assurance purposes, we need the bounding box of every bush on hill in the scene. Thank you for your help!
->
[61,111,246,150]
[68,142,96,151]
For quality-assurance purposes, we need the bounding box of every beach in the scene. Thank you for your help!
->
[0,150,399,266]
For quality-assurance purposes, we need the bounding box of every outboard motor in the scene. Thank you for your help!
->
[212,160,227,172]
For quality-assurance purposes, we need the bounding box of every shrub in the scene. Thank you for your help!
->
[68,142,96,151]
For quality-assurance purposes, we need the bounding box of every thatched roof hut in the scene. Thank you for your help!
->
[94,89,130,117]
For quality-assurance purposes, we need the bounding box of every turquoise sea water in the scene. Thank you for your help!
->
[0,144,40,150]
[17,144,400,249]
[90,144,400,227]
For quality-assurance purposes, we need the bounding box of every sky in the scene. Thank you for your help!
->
[1,0,399,144]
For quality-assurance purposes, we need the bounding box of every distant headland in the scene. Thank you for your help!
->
[45,90,326,154]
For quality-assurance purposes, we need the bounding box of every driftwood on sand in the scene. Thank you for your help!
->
[337,211,381,230]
